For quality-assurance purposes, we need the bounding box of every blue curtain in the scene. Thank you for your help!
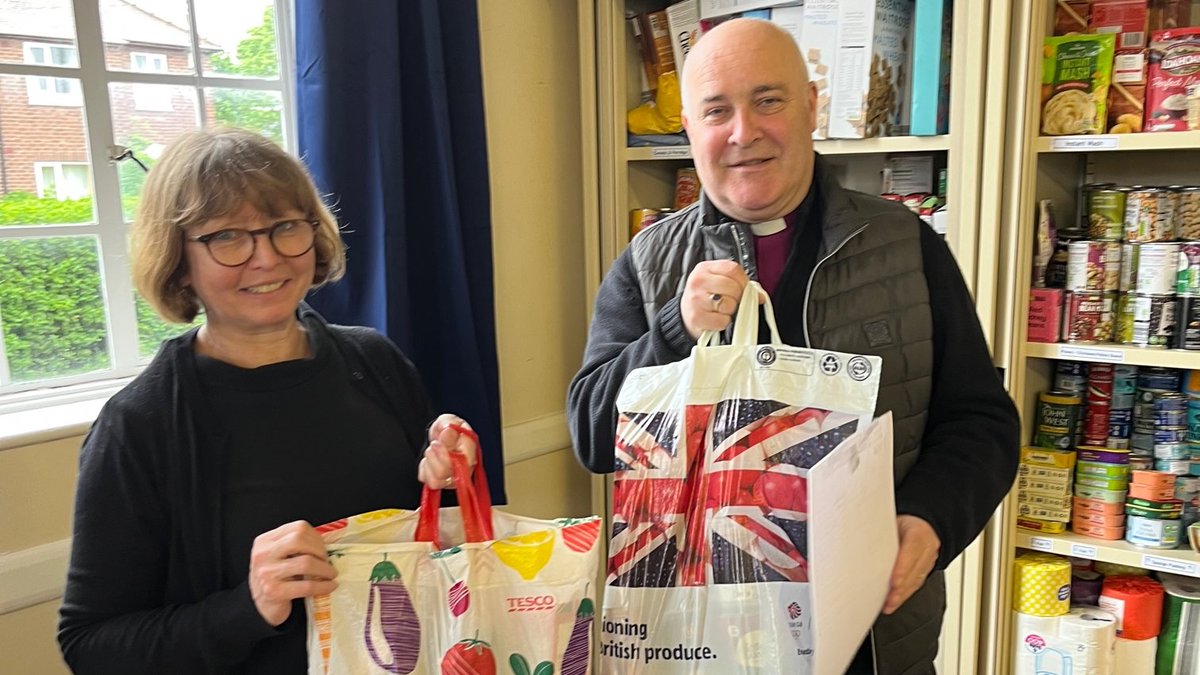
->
[295,0,504,502]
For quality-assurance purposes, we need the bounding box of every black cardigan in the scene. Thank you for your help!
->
[58,306,433,674]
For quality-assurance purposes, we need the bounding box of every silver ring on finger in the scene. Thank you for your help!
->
[710,293,723,313]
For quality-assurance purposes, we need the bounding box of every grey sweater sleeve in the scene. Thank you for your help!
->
[567,249,696,473]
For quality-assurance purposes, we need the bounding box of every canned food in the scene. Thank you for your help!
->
[1113,365,1138,409]
[1055,361,1089,396]
[1109,407,1133,440]
[1181,296,1200,351]
[1088,187,1128,240]
[1085,400,1112,446]
[1139,366,1182,392]
[1125,514,1182,548]
[1122,243,1181,294]
[1189,400,1200,442]
[674,168,701,210]
[1155,443,1192,460]
[630,208,668,238]
[1117,294,1177,348]
[1066,292,1116,343]
[1156,458,1193,475]
[1125,188,1178,242]
[1177,474,1200,495]
[1178,242,1200,295]
[1178,187,1200,240]
[1133,429,1190,451]
[1036,390,1083,450]
[1068,241,1122,292]
[1130,455,1155,470]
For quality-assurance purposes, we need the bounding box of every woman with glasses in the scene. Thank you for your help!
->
[58,128,474,674]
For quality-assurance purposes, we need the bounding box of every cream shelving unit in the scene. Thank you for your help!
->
[986,1,1200,673]
[578,2,1013,674]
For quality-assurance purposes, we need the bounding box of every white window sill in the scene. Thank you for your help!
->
[0,387,124,451]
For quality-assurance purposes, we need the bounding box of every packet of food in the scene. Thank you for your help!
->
[1145,28,1200,132]
[1042,34,1117,135]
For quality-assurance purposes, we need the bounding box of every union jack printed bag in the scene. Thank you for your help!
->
[305,427,603,675]
[601,282,882,674]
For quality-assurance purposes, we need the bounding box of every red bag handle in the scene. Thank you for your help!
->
[414,424,494,548]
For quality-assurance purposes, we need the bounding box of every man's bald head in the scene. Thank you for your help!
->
[681,19,810,115]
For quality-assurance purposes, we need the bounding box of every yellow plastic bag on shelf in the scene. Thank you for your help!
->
[628,71,683,135]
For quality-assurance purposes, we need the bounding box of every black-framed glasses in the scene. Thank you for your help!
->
[187,219,318,267]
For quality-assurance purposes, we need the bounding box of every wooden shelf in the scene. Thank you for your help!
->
[1015,530,1200,578]
[624,135,952,161]
[1036,131,1200,153]
[1025,342,1200,369]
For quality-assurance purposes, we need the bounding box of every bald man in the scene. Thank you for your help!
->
[568,19,1018,675]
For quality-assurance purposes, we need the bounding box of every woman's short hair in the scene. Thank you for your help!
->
[130,127,346,323]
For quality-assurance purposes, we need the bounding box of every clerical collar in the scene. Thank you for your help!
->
[749,218,786,236]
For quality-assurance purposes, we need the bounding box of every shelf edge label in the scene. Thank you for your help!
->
[1141,555,1199,577]
[1029,537,1053,552]
[1050,136,1119,151]
[1070,543,1098,559]
[649,147,691,159]
[1057,345,1126,363]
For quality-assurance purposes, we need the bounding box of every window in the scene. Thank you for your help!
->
[35,162,92,201]
[0,0,295,402]
[24,42,82,106]
[130,52,173,111]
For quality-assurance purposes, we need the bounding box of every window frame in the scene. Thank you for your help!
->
[129,51,173,111]
[0,0,298,409]
[33,161,92,200]
[23,41,83,106]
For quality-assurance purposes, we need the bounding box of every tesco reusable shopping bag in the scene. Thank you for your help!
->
[306,429,602,675]
[602,281,895,674]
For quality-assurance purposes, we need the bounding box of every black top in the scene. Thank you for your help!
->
[59,306,432,674]
[193,322,418,672]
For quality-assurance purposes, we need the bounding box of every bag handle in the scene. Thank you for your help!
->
[414,424,494,548]
[697,281,781,348]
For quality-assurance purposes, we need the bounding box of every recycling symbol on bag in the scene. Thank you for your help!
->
[847,356,872,381]
[819,354,841,375]
[756,346,777,366]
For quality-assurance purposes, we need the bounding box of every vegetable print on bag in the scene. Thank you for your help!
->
[306,428,602,674]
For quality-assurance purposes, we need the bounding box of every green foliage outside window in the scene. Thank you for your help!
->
[0,237,109,382]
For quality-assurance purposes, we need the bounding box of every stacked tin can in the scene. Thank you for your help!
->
[1183,370,1200,529]
[1073,444,1131,540]
[1079,182,1200,349]
[1065,184,1122,343]
[1131,367,1187,462]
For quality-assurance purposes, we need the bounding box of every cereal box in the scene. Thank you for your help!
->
[1041,34,1117,135]
[829,0,915,138]
[802,0,840,139]
[1029,288,1066,343]
[910,0,951,135]
[1145,28,1200,132]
